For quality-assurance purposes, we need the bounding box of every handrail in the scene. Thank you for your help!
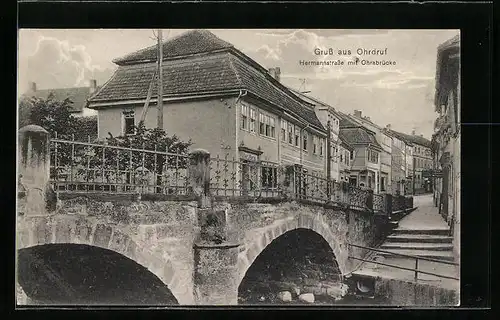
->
[348,256,459,281]
[348,243,458,265]
[348,242,458,282]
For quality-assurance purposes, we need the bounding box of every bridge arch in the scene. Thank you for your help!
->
[16,215,187,304]
[237,211,348,286]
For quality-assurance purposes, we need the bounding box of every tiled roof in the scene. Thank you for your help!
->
[24,87,98,113]
[339,127,382,150]
[90,52,324,130]
[387,129,431,148]
[113,30,234,66]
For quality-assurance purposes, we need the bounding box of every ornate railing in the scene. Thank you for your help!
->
[373,193,387,214]
[47,136,414,215]
[49,135,189,195]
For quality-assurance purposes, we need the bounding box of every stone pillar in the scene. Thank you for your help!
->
[188,149,211,208]
[193,210,240,305]
[18,125,51,216]
[385,193,393,219]
[189,149,240,305]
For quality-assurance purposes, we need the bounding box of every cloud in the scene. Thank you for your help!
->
[18,35,116,93]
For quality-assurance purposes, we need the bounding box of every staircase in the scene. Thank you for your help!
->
[379,228,454,261]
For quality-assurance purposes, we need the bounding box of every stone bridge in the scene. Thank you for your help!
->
[16,126,387,305]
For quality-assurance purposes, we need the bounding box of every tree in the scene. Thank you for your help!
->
[18,93,80,139]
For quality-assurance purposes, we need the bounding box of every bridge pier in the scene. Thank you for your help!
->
[189,149,240,305]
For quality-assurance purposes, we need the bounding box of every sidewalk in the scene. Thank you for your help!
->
[397,194,449,231]
[352,194,459,291]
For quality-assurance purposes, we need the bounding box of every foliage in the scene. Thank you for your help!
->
[18,93,80,139]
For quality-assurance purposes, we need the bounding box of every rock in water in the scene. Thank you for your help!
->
[298,293,315,303]
[277,291,292,302]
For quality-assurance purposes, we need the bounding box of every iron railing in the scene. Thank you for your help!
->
[48,136,415,215]
[348,243,459,281]
[49,134,190,195]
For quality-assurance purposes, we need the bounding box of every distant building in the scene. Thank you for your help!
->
[87,30,327,177]
[338,113,383,193]
[383,125,408,195]
[20,80,99,141]
[386,129,432,194]
[291,90,353,183]
[349,110,392,194]
[24,80,100,118]
[432,34,460,261]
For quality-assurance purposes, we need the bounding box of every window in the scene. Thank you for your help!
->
[258,113,276,138]
[270,117,276,138]
[249,109,256,132]
[313,136,318,154]
[303,132,308,151]
[123,110,135,135]
[295,127,300,147]
[381,177,386,192]
[320,138,324,156]
[241,104,249,130]
[281,119,287,142]
[345,150,350,165]
[368,149,379,163]
[350,150,354,160]
[339,151,343,163]
[261,166,278,188]
[288,123,294,144]
[259,113,265,135]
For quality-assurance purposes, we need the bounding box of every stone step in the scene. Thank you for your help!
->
[391,228,450,236]
[386,234,453,244]
[380,242,453,251]
[377,249,455,262]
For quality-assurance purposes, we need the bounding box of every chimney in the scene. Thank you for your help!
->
[89,79,97,93]
[29,82,36,92]
[420,134,423,137]
[386,124,391,129]
[268,67,281,82]
[365,116,371,121]
[412,129,416,135]
[353,110,362,118]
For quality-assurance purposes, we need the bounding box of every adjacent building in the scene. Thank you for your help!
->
[432,35,460,261]
[349,110,393,194]
[291,90,354,183]
[383,125,408,195]
[87,30,327,178]
[338,113,383,193]
[25,80,100,118]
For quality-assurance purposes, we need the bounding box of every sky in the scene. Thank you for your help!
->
[18,29,459,139]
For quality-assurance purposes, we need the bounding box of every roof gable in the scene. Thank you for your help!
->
[113,30,234,66]
[339,127,382,150]
[23,87,96,113]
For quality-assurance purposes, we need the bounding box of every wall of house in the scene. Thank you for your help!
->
[350,146,366,170]
[97,98,238,160]
[74,107,98,118]
[238,100,279,163]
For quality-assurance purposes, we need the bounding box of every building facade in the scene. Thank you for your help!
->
[350,110,392,194]
[432,35,460,262]
[383,125,407,195]
[338,114,382,193]
[87,30,327,180]
[292,90,353,182]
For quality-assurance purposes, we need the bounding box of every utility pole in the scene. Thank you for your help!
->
[326,120,332,197]
[157,29,164,130]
